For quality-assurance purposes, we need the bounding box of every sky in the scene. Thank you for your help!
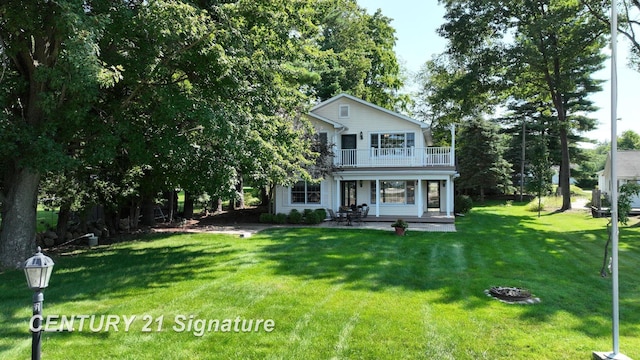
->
[357,0,640,144]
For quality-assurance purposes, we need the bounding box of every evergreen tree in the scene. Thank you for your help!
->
[456,117,514,201]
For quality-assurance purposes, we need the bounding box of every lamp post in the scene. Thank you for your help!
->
[23,247,55,360]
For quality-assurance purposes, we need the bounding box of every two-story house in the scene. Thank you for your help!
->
[274,93,458,223]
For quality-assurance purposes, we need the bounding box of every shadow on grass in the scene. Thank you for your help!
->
[258,205,640,338]
[0,232,237,344]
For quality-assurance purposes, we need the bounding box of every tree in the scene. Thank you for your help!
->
[0,0,112,267]
[312,0,408,110]
[456,117,514,201]
[525,136,554,217]
[618,130,640,149]
[437,0,607,211]
[585,0,640,71]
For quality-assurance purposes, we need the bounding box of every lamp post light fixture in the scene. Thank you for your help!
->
[23,247,55,360]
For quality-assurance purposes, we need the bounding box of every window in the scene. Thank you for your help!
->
[370,180,415,204]
[291,181,321,204]
[371,132,416,155]
[339,105,350,118]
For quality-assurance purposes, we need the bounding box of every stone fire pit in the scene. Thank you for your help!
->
[485,286,540,304]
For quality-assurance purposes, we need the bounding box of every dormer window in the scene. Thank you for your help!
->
[339,105,350,118]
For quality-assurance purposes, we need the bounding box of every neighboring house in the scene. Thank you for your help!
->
[273,93,458,222]
[597,150,640,208]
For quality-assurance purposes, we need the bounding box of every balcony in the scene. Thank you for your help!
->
[337,147,453,168]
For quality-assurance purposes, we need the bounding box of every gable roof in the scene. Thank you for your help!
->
[311,93,429,129]
[306,112,346,130]
[604,150,640,178]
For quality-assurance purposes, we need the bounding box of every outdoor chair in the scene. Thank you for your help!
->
[328,209,345,225]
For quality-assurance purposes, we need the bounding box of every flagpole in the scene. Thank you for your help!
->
[593,1,630,359]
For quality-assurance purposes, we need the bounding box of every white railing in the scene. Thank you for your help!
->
[337,147,453,167]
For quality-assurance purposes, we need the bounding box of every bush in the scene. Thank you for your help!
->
[259,213,274,223]
[314,208,327,221]
[454,194,473,214]
[304,211,322,225]
[274,213,287,224]
[288,209,303,224]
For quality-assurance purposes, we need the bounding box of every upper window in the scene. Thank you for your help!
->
[291,181,321,204]
[339,105,350,118]
[370,132,415,149]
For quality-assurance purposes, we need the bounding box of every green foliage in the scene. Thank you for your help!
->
[303,210,323,225]
[435,0,607,211]
[274,213,288,224]
[456,117,514,200]
[313,208,327,221]
[618,182,640,225]
[288,209,303,224]
[259,213,274,223]
[618,130,640,150]
[525,136,554,200]
[454,194,473,214]
[390,219,409,229]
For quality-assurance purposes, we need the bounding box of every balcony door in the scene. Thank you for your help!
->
[341,134,357,166]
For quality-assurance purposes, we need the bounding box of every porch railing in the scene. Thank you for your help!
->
[337,147,453,167]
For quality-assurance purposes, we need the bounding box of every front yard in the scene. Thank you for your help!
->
[1,202,639,359]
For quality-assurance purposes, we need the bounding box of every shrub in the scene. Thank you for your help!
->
[454,194,473,214]
[314,208,327,221]
[259,213,274,223]
[274,213,287,224]
[288,209,303,224]
[304,211,322,225]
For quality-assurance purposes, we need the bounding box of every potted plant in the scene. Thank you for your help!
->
[391,219,408,235]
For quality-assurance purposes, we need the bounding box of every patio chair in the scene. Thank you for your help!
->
[352,209,363,225]
[328,209,345,225]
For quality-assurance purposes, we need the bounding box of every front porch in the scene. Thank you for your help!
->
[361,213,455,224]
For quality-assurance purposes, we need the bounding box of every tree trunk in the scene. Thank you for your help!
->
[235,177,245,209]
[559,127,572,211]
[140,196,156,226]
[166,190,175,223]
[0,168,41,268]
[183,192,194,219]
[56,202,72,239]
[260,186,270,206]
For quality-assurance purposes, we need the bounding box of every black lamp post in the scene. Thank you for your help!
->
[23,247,55,360]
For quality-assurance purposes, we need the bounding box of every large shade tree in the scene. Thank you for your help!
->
[0,0,409,268]
[435,0,607,210]
[0,0,114,267]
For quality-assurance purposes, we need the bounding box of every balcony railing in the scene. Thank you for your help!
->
[337,147,453,167]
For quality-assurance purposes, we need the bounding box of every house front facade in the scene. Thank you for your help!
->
[274,93,458,222]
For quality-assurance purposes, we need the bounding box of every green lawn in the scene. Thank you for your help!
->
[1,202,639,359]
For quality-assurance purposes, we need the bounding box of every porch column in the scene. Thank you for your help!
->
[375,179,380,217]
[417,179,423,218]
[446,176,453,217]
[336,178,340,211]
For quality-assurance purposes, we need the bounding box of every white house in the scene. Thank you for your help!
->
[273,93,458,222]
[598,150,640,208]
